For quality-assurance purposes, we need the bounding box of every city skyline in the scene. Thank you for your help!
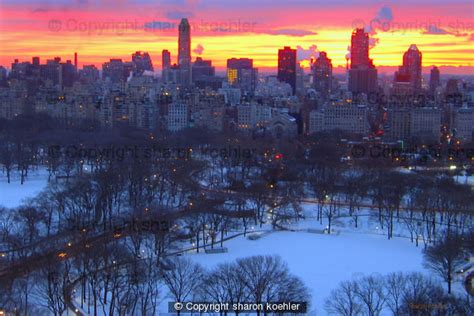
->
[0,2,473,316]
[0,0,473,74]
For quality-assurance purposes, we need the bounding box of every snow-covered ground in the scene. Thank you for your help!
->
[454,173,474,185]
[0,169,459,315]
[0,169,49,208]
[189,226,425,315]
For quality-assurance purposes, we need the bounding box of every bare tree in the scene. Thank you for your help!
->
[33,259,71,316]
[236,255,288,316]
[276,274,310,305]
[439,294,474,316]
[109,266,137,316]
[200,266,232,304]
[309,167,337,225]
[341,169,367,228]
[325,280,362,316]
[399,272,445,315]
[423,234,466,293]
[402,211,425,247]
[0,138,14,183]
[354,275,386,316]
[246,181,272,227]
[131,258,162,316]
[201,262,248,315]
[384,272,407,316]
[323,194,340,235]
[161,257,204,314]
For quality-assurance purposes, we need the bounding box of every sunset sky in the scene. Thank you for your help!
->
[0,0,473,74]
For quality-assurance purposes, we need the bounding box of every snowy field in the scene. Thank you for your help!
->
[454,173,474,185]
[0,169,49,208]
[189,227,425,315]
[1,170,461,315]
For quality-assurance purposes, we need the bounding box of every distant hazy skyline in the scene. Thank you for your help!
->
[1,0,473,74]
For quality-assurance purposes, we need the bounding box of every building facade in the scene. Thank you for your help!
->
[277,46,297,95]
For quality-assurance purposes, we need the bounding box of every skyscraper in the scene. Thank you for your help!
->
[102,59,132,83]
[79,65,99,83]
[312,51,333,99]
[277,46,297,94]
[61,60,77,88]
[132,51,153,75]
[446,78,462,106]
[178,18,191,86]
[351,29,370,68]
[226,58,258,93]
[192,57,221,89]
[429,66,440,95]
[0,66,7,81]
[394,45,422,93]
[192,57,215,81]
[446,78,459,96]
[40,58,61,86]
[348,28,378,94]
[162,50,171,70]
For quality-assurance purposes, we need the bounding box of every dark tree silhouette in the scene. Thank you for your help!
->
[423,234,466,294]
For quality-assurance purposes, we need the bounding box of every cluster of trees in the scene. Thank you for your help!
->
[1,114,473,314]
[325,272,472,316]
[306,167,473,242]
[1,253,309,316]
[164,255,309,315]
[0,163,259,314]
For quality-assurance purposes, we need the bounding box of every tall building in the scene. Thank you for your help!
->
[178,18,191,86]
[162,50,171,70]
[446,79,460,96]
[312,51,333,99]
[102,59,133,83]
[351,29,370,68]
[162,49,172,81]
[0,66,7,80]
[429,66,440,95]
[79,65,100,83]
[10,59,33,80]
[9,57,41,80]
[394,45,422,93]
[226,58,258,93]
[192,57,215,81]
[277,46,297,94]
[40,58,61,86]
[61,60,77,88]
[192,57,220,88]
[132,51,153,75]
[162,64,183,84]
[348,28,377,94]
[227,58,252,83]
[445,78,462,106]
